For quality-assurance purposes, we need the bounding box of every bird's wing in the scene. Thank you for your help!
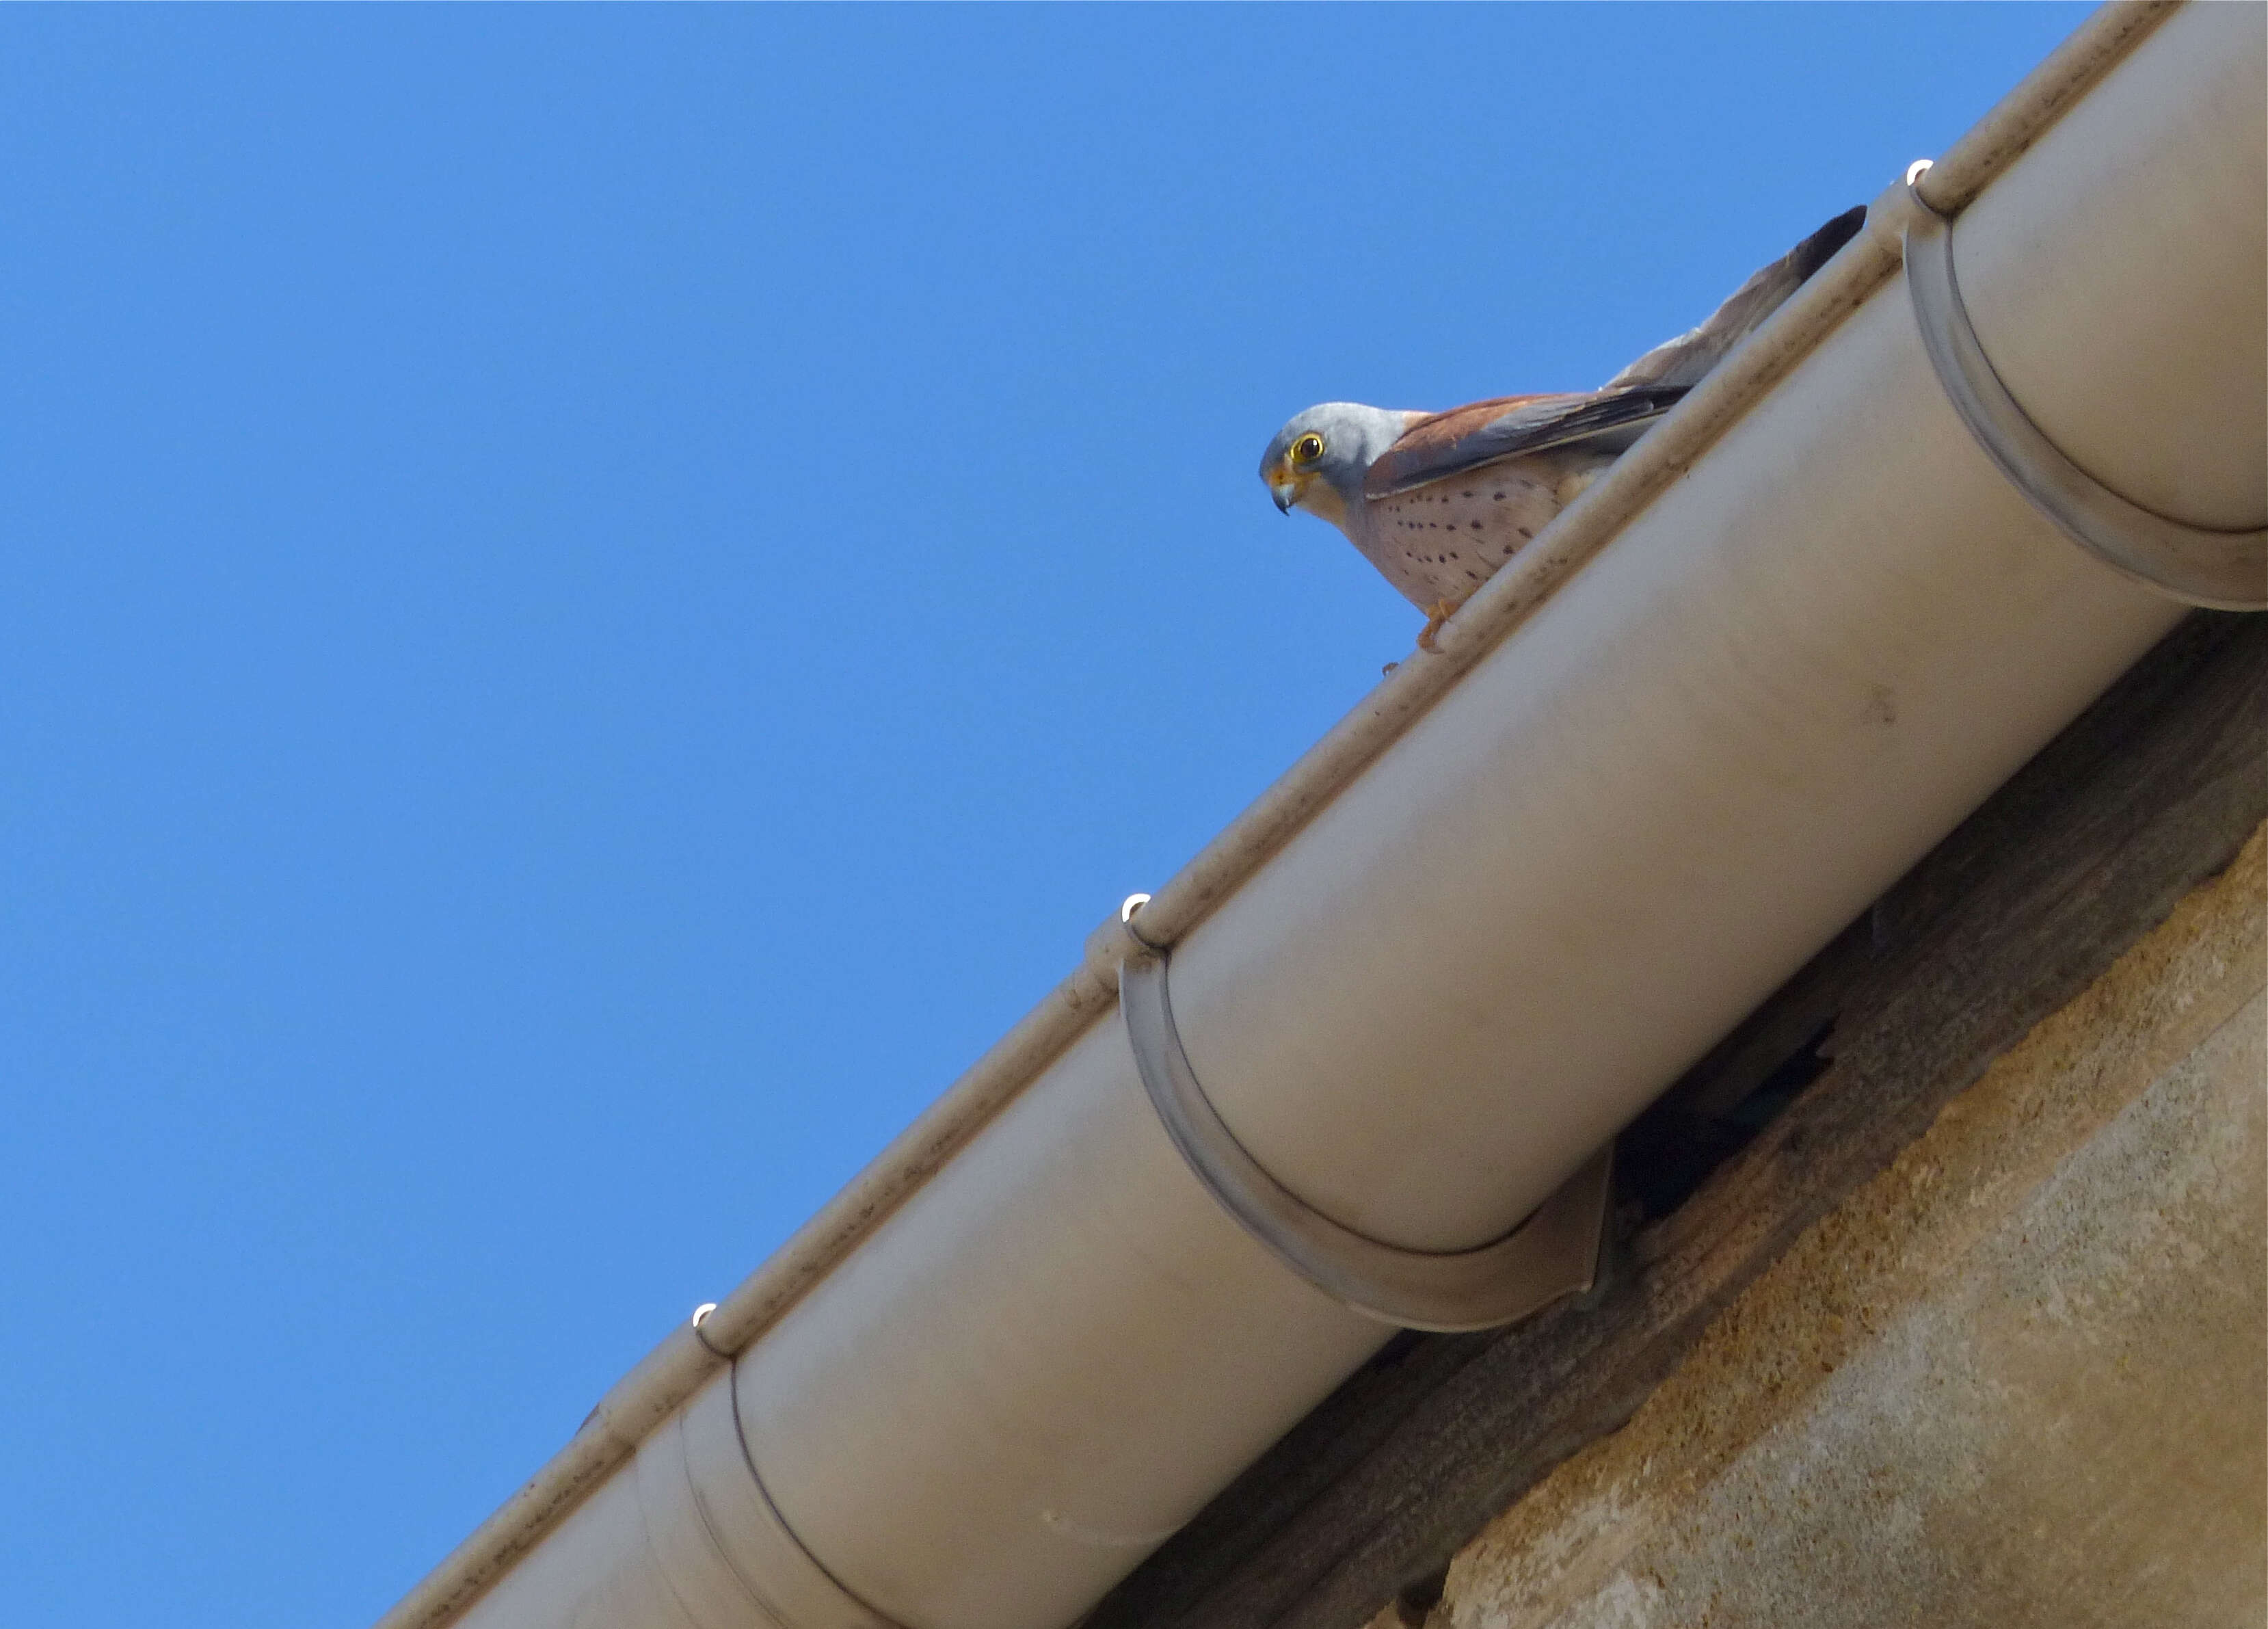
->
[1605,204,1867,391]
[1362,386,1688,500]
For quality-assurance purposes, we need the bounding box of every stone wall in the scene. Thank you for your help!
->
[1397,826,2265,1629]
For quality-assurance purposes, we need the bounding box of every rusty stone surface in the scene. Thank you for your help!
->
[1420,824,2267,1629]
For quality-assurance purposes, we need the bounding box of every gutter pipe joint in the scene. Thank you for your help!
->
[1894,166,2268,609]
[1119,949,1611,1334]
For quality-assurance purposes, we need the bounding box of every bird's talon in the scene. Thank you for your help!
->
[1417,598,1464,653]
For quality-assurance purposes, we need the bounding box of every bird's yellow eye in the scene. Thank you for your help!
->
[1292,434,1325,464]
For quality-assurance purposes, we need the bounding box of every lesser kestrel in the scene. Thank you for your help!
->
[1262,207,1865,650]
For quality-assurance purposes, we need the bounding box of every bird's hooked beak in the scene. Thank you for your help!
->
[1263,458,1302,514]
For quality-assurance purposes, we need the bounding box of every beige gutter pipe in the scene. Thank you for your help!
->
[379,4,2263,1626]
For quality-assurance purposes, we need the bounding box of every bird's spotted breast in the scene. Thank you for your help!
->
[1365,473,1560,608]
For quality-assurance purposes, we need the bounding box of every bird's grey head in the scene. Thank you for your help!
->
[1258,402,1413,536]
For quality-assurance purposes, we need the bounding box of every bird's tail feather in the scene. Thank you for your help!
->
[1603,204,1867,392]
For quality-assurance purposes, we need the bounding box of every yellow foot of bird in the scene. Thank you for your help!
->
[1417,598,1466,653]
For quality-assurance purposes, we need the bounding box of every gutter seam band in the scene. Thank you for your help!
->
[725,1371,905,1629]
[1900,174,2267,610]
[1118,949,1612,1335]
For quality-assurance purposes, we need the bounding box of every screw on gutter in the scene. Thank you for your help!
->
[1120,892,1169,954]
[690,1302,727,1358]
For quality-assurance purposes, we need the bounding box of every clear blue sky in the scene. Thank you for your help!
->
[1,7,2091,1624]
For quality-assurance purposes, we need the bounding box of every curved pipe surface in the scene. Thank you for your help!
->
[1119,946,1612,1334]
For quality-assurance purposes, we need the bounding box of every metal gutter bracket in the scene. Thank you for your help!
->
[641,1371,903,1629]
[1896,166,2268,611]
[1118,940,1611,1336]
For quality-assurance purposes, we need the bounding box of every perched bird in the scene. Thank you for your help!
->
[1261,207,1866,650]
